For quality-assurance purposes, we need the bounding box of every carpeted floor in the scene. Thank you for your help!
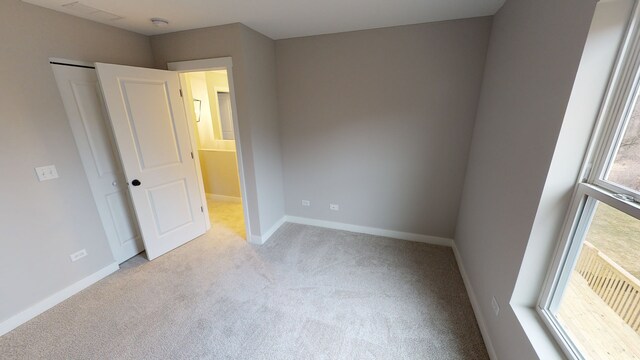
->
[206,199,246,239]
[0,206,488,359]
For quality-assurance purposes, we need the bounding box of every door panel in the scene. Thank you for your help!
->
[122,81,183,169]
[96,63,206,260]
[52,64,143,264]
[71,82,122,177]
[105,190,139,245]
[148,179,194,234]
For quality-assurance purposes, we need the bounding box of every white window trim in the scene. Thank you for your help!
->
[538,184,640,359]
[538,2,640,359]
[589,1,640,198]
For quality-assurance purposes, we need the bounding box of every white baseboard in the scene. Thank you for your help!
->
[0,262,119,337]
[249,216,287,245]
[452,242,498,360]
[206,193,242,203]
[284,216,453,247]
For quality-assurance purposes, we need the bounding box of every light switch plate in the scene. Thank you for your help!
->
[35,165,59,181]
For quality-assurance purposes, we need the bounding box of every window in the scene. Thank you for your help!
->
[539,8,640,360]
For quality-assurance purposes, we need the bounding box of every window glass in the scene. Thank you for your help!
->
[605,99,640,193]
[555,202,640,359]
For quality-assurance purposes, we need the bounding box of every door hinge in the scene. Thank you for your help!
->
[200,206,204,213]
[179,89,183,97]
[190,151,194,159]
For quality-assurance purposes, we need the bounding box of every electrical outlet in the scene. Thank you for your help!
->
[491,296,500,316]
[35,165,59,181]
[302,200,311,207]
[330,204,339,211]
[70,249,88,262]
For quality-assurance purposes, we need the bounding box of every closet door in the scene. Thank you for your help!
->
[96,63,206,260]
[52,64,143,263]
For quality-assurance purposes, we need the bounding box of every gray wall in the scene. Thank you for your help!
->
[276,18,492,238]
[241,27,286,234]
[151,24,286,237]
[0,0,154,323]
[453,0,597,358]
[513,0,634,305]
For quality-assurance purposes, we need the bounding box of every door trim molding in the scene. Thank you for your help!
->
[168,57,233,72]
[0,262,119,336]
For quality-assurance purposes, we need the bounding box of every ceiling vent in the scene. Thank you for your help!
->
[61,1,123,21]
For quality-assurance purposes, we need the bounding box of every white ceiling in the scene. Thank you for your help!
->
[23,0,505,40]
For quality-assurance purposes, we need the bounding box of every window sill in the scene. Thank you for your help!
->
[512,304,566,360]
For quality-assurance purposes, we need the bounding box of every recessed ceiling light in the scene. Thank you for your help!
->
[150,18,169,27]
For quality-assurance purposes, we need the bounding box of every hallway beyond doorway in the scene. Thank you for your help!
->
[207,199,245,240]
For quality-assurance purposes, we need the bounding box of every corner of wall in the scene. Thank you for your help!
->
[451,241,498,359]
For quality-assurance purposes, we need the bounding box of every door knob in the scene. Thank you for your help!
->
[112,181,118,187]
[131,179,141,186]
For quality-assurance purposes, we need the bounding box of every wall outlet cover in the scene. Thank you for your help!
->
[35,165,59,181]
[330,204,339,211]
[70,249,88,262]
[302,200,311,206]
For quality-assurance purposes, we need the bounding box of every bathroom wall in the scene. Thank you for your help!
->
[185,71,241,200]
[187,72,214,149]
[199,150,242,199]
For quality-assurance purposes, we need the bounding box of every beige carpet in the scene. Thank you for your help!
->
[206,199,246,240]
[0,208,488,359]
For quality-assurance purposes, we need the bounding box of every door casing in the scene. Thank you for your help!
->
[168,57,253,242]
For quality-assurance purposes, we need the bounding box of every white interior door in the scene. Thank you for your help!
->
[95,63,207,260]
[52,64,144,264]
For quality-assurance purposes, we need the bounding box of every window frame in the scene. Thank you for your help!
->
[588,1,640,199]
[538,3,640,359]
[538,184,640,359]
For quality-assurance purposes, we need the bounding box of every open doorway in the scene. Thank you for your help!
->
[180,68,247,240]
[52,57,253,264]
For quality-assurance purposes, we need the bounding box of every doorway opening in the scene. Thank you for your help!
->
[52,56,253,264]
[181,69,247,239]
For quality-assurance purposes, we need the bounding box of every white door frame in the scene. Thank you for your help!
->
[168,57,252,240]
